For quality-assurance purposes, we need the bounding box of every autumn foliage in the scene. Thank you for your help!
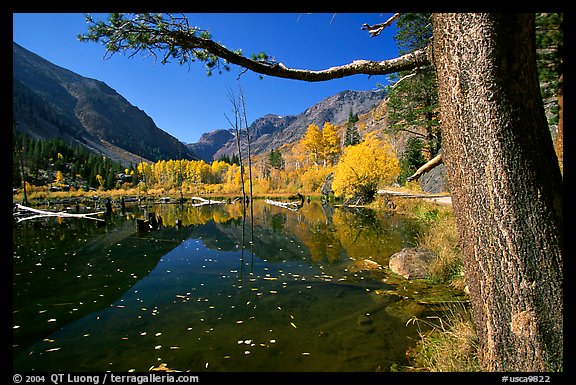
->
[127,125,399,201]
[332,133,400,201]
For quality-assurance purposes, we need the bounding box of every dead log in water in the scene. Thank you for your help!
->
[13,204,106,223]
[189,197,227,207]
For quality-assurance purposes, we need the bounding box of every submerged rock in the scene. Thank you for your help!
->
[356,314,375,334]
[348,258,382,272]
[388,247,438,279]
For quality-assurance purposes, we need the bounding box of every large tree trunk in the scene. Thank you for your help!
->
[431,13,563,371]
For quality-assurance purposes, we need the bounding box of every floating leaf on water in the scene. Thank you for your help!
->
[269,339,276,344]
[269,290,278,294]
[140,332,147,336]
[154,345,162,350]
[302,352,310,356]
[236,320,244,324]
[155,332,162,337]
[42,339,55,343]
[237,340,243,344]
[45,347,61,352]
[13,325,20,329]
[244,350,250,355]
[170,346,180,350]
[244,339,252,344]
[47,319,57,323]
[290,322,297,329]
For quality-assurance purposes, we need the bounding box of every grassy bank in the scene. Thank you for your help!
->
[372,195,480,371]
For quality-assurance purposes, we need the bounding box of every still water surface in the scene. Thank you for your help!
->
[13,200,458,372]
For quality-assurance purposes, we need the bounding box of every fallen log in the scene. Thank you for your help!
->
[14,204,106,223]
[265,199,300,211]
[189,197,226,207]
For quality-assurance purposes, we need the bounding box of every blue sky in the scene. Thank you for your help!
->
[13,13,399,144]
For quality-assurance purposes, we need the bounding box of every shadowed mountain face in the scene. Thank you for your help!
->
[186,129,234,162]
[13,42,197,165]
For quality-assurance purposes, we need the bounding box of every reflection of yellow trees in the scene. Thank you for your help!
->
[276,203,344,263]
[147,203,245,227]
[332,209,406,263]
[305,225,342,263]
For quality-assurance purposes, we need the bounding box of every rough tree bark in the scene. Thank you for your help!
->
[431,13,563,371]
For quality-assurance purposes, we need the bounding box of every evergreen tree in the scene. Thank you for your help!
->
[398,137,426,184]
[386,13,440,159]
[344,109,360,147]
[268,148,284,169]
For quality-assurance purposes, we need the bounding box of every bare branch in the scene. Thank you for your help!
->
[361,13,401,37]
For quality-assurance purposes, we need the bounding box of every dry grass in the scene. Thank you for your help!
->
[417,214,463,285]
[407,304,480,372]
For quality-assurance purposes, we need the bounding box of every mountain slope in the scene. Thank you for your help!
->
[211,89,386,160]
[12,42,197,165]
[186,129,234,162]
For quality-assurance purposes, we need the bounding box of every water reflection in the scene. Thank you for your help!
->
[13,200,440,372]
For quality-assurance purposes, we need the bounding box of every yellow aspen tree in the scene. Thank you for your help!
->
[54,170,65,186]
[322,122,341,166]
[332,133,399,202]
[301,124,324,167]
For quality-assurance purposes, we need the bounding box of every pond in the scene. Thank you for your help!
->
[13,199,463,372]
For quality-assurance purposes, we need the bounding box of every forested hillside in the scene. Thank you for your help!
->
[13,42,197,165]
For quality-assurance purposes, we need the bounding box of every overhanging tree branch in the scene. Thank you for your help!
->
[79,13,430,82]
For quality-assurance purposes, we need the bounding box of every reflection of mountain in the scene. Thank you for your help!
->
[12,218,197,358]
